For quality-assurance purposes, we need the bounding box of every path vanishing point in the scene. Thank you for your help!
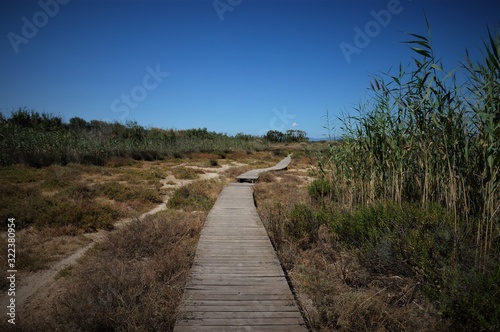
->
[174,155,308,331]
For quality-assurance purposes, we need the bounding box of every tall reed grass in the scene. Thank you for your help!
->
[310,22,499,330]
[316,22,499,268]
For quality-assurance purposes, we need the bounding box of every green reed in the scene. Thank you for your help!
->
[315,22,499,267]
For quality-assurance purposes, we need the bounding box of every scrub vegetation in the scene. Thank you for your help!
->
[0,111,267,167]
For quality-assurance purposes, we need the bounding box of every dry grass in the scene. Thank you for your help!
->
[5,226,90,273]
[0,161,165,297]
[0,153,241,281]
[223,164,253,180]
[6,210,205,331]
[168,178,226,211]
[188,152,221,160]
[226,150,282,167]
[0,163,164,230]
[171,166,204,180]
[257,170,277,183]
[225,150,252,160]
[104,156,137,167]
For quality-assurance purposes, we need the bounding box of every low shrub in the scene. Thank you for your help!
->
[93,182,161,203]
[258,170,276,182]
[287,203,321,249]
[0,183,119,231]
[308,178,331,204]
[443,264,500,331]
[172,166,202,180]
[168,179,224,211]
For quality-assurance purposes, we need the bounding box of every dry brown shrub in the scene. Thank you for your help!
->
[0,226,90,281]
[223,165,253,180]
[104,156,135,167]
[189,152,220,160]
[226,150,251,160]
[22,210,205,331]
[258,170,276,183]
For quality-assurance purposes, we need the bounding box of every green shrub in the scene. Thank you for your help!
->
[0,183,119,231]
[324,201,500,330]
[167,181,219,211]
[308,178,331,203]
[326,202,455,278]
[172,167,201,180]
[216,150,227,159]
[443,264,500,332]
[287,203,321,249]
[92,182,161,203]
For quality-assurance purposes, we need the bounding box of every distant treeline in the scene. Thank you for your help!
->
[263,129,308,143]
[0,108,268,167]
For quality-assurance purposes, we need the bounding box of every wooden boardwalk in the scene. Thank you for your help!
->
[174,157,307,331]
[236,155,291,183]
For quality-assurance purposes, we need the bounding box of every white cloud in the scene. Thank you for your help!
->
[291,122,298,127]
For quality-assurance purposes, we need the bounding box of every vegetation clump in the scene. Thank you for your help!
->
[168,179,225,211]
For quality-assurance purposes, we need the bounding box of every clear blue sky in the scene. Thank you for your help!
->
[1,0,498,138]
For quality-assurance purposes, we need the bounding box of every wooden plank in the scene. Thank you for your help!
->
[174,325,307,332]
[190,272,284,277]
[178,300,297,307]
[189,273,284,277]
[178,305,300,312]
[176,317,305,326]
[180,293,295,301]
[193,260,280,264]
[184,285,292,292]
[178,310,302,319]
[187,280,289,286]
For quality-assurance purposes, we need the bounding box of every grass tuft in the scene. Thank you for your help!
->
[168,179,225,211]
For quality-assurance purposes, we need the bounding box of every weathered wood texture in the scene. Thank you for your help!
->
[236,155,291,183]
[174,158,307,331]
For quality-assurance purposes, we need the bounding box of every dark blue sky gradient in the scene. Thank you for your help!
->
[1,0,498,137]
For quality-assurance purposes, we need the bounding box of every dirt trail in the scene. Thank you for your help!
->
[0,163,238,317]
